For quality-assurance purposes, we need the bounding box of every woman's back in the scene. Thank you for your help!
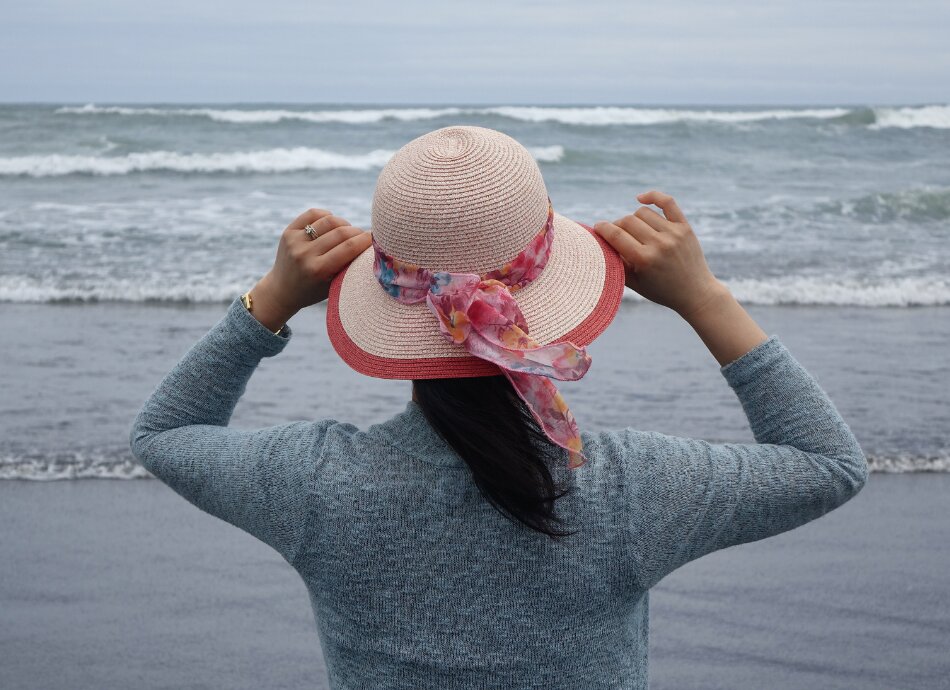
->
[130,299,867,689]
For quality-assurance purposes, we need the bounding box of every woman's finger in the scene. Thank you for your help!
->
[309,215,353,239]
[310,225,365,255]
[592,221,647,266]
[634,205,671,232]
[290,215,353,249]
[318,231,373,274]
[614,213,660,244]
[287,207,332,231]
[637,190,687,224]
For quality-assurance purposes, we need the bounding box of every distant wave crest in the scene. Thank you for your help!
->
[483,106,852,125]
[0,146,396,177]
[55,103,466,124]
[54,103,950,129]
[870,105,950,130]
[0,144,563,177]
[57,103,859,127]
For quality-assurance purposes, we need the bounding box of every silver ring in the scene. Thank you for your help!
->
[304,224,317,240]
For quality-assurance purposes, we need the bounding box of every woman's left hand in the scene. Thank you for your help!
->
[247,208,373,332]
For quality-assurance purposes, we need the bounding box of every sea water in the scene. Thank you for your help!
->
[0,103,947,478]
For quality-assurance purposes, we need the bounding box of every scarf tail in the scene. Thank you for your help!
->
[503,369,588,470]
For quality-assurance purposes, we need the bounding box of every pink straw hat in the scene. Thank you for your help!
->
[327,125,625,382]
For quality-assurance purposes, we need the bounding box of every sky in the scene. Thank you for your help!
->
[1,0,948,105]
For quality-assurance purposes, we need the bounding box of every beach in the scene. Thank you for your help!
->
[1,470,947,689]
[1,300,949,688]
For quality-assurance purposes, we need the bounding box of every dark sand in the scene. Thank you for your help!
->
[1,474,948,690]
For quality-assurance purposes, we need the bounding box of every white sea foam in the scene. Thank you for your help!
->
[618,276,950,307]
[1,451,944,479]
[53,103,950,129]
[0,144,562,177]
[0,454,152,480]
[56,103,854,127]
[483,106,852,126]
[866,453,950,473]
[4,275,948,306]
[0,147,397,176]
[725,277,950,307]
[0,276,251,303]
[55,104,465,124]
[528,145,564,162]
[871,105,950,130]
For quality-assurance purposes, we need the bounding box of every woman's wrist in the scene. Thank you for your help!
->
[247,274,299,333]
[681,284,769,367]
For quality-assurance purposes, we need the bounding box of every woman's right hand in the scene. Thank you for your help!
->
[593,190,729,318]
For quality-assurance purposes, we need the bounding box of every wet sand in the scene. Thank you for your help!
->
[1,473,948,689]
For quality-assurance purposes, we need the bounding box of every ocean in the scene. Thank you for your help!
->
[0,102,948,479]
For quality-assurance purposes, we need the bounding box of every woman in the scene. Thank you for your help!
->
[130,126,868,689]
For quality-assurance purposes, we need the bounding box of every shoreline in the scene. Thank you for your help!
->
[2,300,948,478]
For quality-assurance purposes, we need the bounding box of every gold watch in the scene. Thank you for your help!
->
[241,291,284,336]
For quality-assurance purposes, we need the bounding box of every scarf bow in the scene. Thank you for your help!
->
[372,197,590,468]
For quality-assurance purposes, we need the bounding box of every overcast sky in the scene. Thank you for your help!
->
[2,0,947,105]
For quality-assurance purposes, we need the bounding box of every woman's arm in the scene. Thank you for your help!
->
[589,334,868,591]
[129,298,327,563]
[129,208,372,564]
[592,191,868,590]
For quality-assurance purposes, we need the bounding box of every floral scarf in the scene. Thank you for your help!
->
[372,196,591,469]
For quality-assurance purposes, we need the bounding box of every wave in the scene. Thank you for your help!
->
[870,104,950,130]
[2,450,945,479]
[0,453,152,480]
[0,144,563,177]
[815,187,950,222]
[529,145,565,162]
[55,103,466,124]
[481,106,853,126]
[57,103,854,126]
[52,103,950,129]
[3,275,948,306]
[620,276,950,307]
[0,146,396,177]
[0,277,253,304]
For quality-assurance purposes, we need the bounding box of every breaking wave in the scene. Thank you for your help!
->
[620,276,950,307]
[2,449,945,479]
[53,103,950,129]
[0,144,564,177]
[56,103,856,126]
[870,105,950,130]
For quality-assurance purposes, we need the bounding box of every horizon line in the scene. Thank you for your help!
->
[0,100,944,108]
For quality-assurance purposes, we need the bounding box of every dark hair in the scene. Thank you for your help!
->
[412,375,579,539]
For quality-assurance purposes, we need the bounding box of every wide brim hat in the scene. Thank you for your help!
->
[327,125,626,380]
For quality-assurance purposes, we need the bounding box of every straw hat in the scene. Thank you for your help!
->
[326,125,625,380]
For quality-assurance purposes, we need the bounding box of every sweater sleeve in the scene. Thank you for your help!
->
[129,297,332,565]
[596,335,869,591]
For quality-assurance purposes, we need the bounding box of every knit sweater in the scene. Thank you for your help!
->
[129,296,869,690]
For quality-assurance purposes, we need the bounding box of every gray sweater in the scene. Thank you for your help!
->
[130,297,869,690]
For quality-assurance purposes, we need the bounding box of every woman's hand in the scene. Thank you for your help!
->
[247,208,373,332]
[593,190,728,318]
